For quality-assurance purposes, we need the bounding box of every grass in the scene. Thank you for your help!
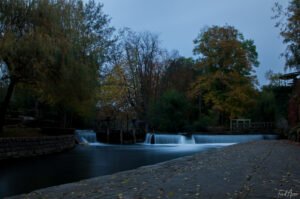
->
[0,127,44,138]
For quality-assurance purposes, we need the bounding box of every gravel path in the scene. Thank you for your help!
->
[7,140,300,199]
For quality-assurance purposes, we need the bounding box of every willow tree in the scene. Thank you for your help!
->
[37,0,114,127]
[191,25,259,125]
[0,0,114,131]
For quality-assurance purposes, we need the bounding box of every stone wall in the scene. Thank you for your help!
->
[0,135,75,160]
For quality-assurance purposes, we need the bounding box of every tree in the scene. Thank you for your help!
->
[161,57,197,95]
[110,29,169,120]
[0,0,114,131]
[273,0,300,70]
[97,64,135,122]
[0,0,61,132]
[148,90,192,132]
[191,25,259,125]
[38,1,114,127]
[250,88,278,122]
[274,1,300,129]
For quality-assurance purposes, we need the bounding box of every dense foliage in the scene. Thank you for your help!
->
[191,26,259,125]
[0,1,293,133]
[148,90,192,132]
[274,0,300,70]
[273,0,300,135]
[0,0,114,130]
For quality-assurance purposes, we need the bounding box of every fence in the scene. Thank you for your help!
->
[230,119,274,131]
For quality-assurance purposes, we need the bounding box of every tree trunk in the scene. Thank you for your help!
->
[0,80,16,133]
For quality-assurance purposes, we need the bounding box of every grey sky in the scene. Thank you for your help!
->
[98,0,289,86]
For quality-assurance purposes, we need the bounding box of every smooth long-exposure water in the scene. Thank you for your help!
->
[0,143,232,197]
[0,132,278,198]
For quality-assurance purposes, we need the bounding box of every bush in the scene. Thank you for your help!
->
[249,89,278,122]
[288,124,300,142]
[189,110,219,132]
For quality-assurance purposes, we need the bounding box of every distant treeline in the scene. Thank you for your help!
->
[0,0,299,133]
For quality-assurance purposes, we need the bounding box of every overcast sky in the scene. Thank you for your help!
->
[98,0,290,86]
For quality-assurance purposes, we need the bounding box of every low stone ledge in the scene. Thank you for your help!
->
[0,135,75,160]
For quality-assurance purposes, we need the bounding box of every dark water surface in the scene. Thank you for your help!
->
[0,143,233,197]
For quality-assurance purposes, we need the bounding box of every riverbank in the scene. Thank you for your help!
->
[8,140,300,199]
[0,135,75,160]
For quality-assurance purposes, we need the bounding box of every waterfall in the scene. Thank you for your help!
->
[180,135,196,144]
[193,135,264,144]
[144,133,278,145]
[154,134,182,144]
[144,133,196,144]
[144,133,153,144]
[75,130,99,145]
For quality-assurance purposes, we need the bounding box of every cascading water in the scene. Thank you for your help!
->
[154,134,182,144]
[180,135,196,144]
[75,130,100,145]
[144,133,278,145]
[144,133,196,144]
[193,134,265,144]
[144,133,153,144]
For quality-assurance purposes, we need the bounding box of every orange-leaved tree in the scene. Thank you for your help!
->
[191,25,259,125]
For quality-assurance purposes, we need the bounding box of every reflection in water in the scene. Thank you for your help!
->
[0,143,231,197]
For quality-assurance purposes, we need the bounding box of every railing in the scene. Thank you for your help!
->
[231,119,274,131]
[250,122,274,129]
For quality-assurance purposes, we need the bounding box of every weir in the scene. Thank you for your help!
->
[144,133,278,145]
[193,134,264,143]
[75,130,100,145]
[144,133,196,144]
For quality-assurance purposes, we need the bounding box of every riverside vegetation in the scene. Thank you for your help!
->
[0,0,299,137]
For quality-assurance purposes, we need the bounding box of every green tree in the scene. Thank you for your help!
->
[250,88,278,122]
[162,57,197,95]
[274,1,300,129]
[0,0,114,131]
[0,0,62,132]
[148,90,192,132]
[191,25,259,125]
[273,0,300,70]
